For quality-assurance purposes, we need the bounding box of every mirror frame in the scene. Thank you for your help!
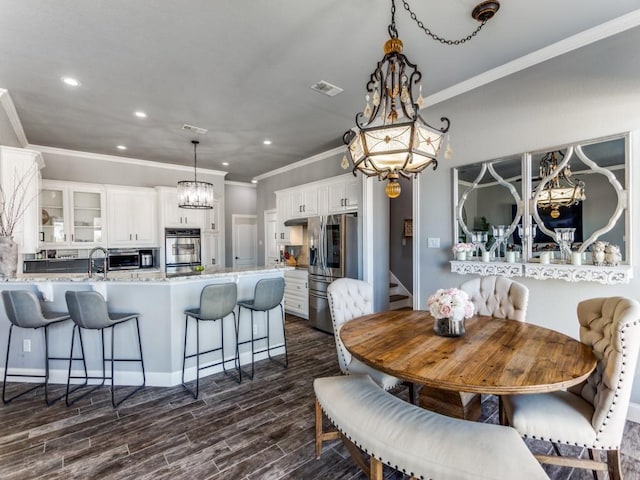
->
[452,132,631,282]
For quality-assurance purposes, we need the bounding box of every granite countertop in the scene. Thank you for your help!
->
[4,265,293,283]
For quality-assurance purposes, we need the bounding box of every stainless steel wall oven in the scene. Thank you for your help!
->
[165,228,202,275]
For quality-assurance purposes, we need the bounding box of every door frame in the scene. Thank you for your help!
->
[232,214,258,267]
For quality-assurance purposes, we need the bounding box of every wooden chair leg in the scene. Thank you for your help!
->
[588,449,598,480]
[314,398,340,459]
[314,398,323,459]
[369,456,383,480]
[607,449,622,480]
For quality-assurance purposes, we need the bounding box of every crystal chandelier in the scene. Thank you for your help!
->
[536,151,586,219]
[177,140,214,209]
[342,0,499,198]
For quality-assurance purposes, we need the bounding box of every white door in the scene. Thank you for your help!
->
[233,214,257,267]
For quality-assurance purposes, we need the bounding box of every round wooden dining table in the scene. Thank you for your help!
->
[340,310,597,395]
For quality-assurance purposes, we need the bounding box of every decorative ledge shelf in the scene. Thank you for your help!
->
[450,260,633,285]
[450,260,522,278]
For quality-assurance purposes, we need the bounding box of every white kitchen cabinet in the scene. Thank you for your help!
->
[275,191,291,243]
[284,269,308,319]
[40,180,106,248]
[202,231,223,268]
[0,146,41,254]
[157,187,204,229]
[204,199,221,232]
[264,209,279,265]
[289,186,318,218]
[328,175,360,213]
[106,187,157,247]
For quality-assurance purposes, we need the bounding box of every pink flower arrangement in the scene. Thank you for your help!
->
[427,288,475,320]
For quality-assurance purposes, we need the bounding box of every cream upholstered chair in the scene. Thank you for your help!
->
[326,278,403,391]
[459,275,529,321]
[502,296,640,480]
[420,276,530,420]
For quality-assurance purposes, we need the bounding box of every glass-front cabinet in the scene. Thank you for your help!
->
[40,180,105,248]
[452,133,631,284]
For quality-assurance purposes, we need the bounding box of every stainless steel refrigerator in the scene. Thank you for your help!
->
[308,214,358,333]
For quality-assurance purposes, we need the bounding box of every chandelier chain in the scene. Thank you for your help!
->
[400,0,487,46]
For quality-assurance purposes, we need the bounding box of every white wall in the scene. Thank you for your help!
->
[416,26,640,403]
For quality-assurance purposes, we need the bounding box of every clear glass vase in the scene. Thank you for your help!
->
[434,316,466,337]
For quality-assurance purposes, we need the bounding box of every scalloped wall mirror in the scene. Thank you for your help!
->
[453,133,629,267]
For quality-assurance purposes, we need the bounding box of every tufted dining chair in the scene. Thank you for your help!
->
[502,296,640,480]
[459,275,529,322]
[327,278,404,393]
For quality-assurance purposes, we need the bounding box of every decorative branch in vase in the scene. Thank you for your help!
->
[0,163,39,277]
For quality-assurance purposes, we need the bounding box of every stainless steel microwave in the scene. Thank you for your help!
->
[107,249,141,270]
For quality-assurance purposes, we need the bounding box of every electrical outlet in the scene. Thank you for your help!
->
[23,339,31,352]
[427,237,441,248]
[253,324,258,335]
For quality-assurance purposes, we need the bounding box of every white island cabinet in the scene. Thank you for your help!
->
[284,269,308,318]
[0,267,288,387]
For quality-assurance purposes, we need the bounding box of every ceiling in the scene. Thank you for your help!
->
[1,1,640,183]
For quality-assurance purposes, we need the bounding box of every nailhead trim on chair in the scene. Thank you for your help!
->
[521,322,630,451]
[318,403,425,479]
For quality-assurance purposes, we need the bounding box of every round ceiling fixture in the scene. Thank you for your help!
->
[471,1,500,22]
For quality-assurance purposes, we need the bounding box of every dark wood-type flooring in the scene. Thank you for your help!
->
[1,314,639,479]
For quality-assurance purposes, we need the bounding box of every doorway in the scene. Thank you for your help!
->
[232,214,257,267]
[389,178,414,309]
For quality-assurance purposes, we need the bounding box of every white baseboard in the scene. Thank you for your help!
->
[1,345,286,388]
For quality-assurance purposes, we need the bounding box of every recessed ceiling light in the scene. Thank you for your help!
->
[134,111,147,118]
[117,145,127,150]
[263,140,272,145]
[222,162,229,166]
[61,77,81,87]
[251,179,258,184]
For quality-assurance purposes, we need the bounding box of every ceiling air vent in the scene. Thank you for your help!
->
[182,124,208,135]
[311,80,343,97]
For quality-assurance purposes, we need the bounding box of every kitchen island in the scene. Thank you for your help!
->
[0,266,291,387]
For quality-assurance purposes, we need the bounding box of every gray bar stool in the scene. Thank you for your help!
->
[2,290,71,405]
[236,277,287,381]
[64,290,145,408]
[182,282,239,398]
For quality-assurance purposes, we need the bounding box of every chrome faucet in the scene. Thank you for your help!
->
[88,246,108,279]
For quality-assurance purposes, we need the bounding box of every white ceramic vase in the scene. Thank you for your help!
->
[456,252,467,261]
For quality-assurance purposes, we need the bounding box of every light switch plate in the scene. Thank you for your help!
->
[427,237,440,248]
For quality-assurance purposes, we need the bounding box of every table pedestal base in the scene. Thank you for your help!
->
[419,386,481,421]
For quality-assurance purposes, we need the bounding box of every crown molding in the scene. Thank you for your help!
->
[254,145,345,181]
[425,9,640,108]
[0,89,29,147]
[28,144,228,177]
[225,180,256,188]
